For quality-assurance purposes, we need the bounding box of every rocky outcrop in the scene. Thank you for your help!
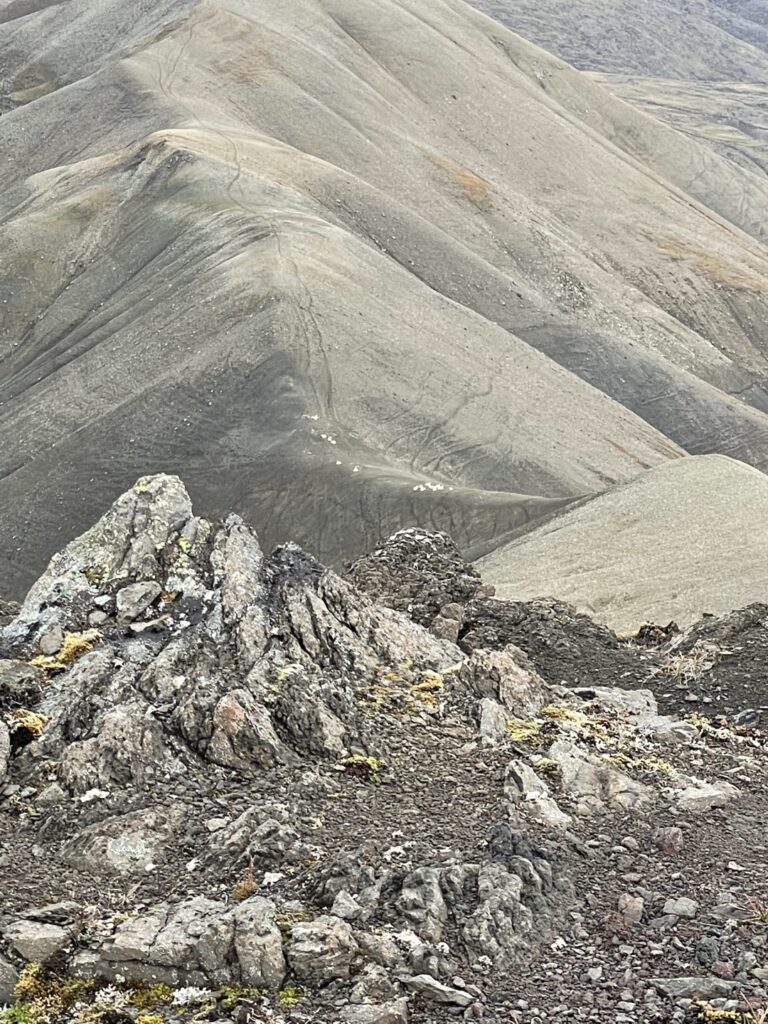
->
[1,478,765,1024]
[1,476,458,799]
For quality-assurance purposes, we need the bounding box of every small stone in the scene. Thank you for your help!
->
[38,626,64,655]
[587,966,603,982]
[655,826,684,854]
[621,837,640,852]
[663,897,699,919]
[711,961,735,980]
[116,581,162,623]
[618,894,644,925]
[88,610,108,626]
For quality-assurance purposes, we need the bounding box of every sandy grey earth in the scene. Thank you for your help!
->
[472,0,768,206]
[477,455,768,632]
[1,477,768,1024]
[8,0,768,599]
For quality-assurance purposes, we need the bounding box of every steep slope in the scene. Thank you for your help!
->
[472,0,768,196]
[477,454,768,631]
[6,0,768,594]
[469,0,768,81]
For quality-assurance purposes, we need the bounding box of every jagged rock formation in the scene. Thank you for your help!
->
[1,477,767,1024]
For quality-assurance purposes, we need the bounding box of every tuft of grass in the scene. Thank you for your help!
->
[506,717,543,745]
[653,640,722,686]
[231,865,258,902]
[743,896,768,925]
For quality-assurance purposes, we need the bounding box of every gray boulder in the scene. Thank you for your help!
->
[342,999,410,1024]
[663,897,699,919]
[675,780,740,813]
[396,867,448,943]
[3,920,71,962]
[116,581,162,623]
[650,976,735,1000]
[61,805,185,876]
[0,721,9,779]
[549,739,652,815]
[0,954,19,1004]
[289,915,359,983]
[400,974,474,1007]
[505,759,572,830]
[479,697,509,746]
[232,897,286,989]
[459,645,549,716]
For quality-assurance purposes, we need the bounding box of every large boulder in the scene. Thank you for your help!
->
[61,805,186,876]
[548,739,653,815]
[232,897,286,989]
[3,920,72,962]
[288,915,360,984]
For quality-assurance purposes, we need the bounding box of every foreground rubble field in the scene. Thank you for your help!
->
[1,476,767,1024]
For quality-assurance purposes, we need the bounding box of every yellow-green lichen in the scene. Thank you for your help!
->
[126,982,173,1009]
[606,752,676,777]
[3,963,96,1024]
[278,987,304,1008]
[337,754,385,782]
[30,630,101,673]
[410,672,444,708]
[219,985,265,1010]
[9,709,47,738]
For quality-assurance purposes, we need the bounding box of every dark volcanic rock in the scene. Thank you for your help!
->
[346,528,491,629]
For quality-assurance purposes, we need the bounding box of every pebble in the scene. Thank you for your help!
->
[663,897,699,919]
[38,626,64,655]
[654,827,684,855]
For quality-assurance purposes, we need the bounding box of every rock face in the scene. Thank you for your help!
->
[2,476,458,798]
[346,530,490,630]
[0,954,19,1004]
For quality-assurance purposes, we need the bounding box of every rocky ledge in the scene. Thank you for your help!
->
[0,476,766,1024]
